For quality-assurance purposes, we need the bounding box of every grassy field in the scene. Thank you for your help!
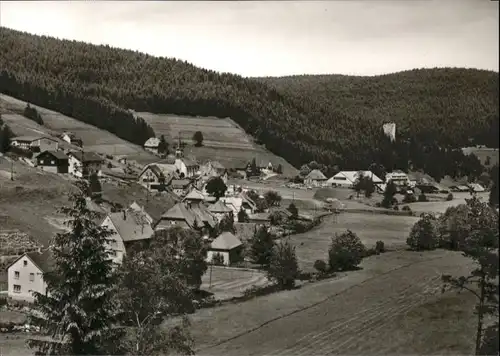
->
[462,146,499,168]
[284,213,419,271]
[138,112,298,176]
[0,94,156,164]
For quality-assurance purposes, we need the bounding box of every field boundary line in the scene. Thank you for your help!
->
[195,253,448,353]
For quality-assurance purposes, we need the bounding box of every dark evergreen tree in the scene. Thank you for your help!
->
[381,180,397,208]
[27,180,122,355]
[249,225,275,267]
[205,176,227,200]
[267,241,299,289]
[192,131,203,147]
[287,203,299,219]
[157,135,169,156]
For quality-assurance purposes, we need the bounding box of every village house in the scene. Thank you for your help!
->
[67,151,104,178]
[60,132,83,147]
[171,179,192,197]
[35,150,69,174]
[304,169,328,187]
[7,250,52,303]
[206,232,244,266]
[175,157,199,178]
[220,192,257,221]
[385,170,411,186]
[101,210,154,266]
[207,200,233,222]
[183,188,206,205]
[138,163,176,191]
[199,161,228,183]
[327,171,383,188]
[11,136,59,152]
[155,202,217,238]
[144,137,161,155]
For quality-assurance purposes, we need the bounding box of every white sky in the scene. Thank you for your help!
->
[0,0,498,77]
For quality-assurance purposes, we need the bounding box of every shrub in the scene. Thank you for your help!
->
[212,253,225,266]
[364,248,377,257]
[402,205,412,212]
[313,259,328,274]
[406,213,439,251]
[403,193,417,203]
[267,241,299,289]
[446,193,454,201]
[393,205,399,211]
[328,230,366,272]
[418,193,428,202]
[375,240,385,254]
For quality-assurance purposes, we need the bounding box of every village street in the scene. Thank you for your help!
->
[190,250,476,356]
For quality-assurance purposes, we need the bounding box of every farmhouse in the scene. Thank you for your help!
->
[11,136,59,152]
[101,210,154,266]
[327,171,383,188]
[60,132,83,147]
[207,232,243,266]
[144,137,161,154]
[207,200,233,222]
[220,193,257,221]
[304,169,327,187]
[138,163,176,190]
[7,250,52,303]
[175,158,199,178]
[183,188,206,205]
[171,179,192,197]
[385,170,411,186]
[35,150,69,174]
[67,151,104,178]
[155,202,217,236]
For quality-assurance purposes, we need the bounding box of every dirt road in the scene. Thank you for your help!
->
[192,250,475,355]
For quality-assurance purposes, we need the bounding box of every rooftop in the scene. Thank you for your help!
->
[68,151,103,163]
[210,232,242,250]
[108,211,154,242]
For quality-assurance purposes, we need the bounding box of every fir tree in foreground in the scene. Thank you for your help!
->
[27,180,122,355]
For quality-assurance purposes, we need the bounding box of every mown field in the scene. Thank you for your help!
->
[139,112,299,176]
[0,94,156,164]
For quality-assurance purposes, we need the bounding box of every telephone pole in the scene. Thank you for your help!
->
[10,159,14,181]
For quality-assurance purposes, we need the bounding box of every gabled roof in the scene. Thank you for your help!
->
[468,183,485,192]
[144,137,161,148]
[68,151,103,163]
[190,205,217,228]
[8,250,54,273]
[184,188,205,201]
[210,232,242,250]
[37,150,68,160]
[161,203,196,227]
[12,135,44,142]
[108,211,154,242]
[208,200,232,213]
[128,201,154,224]
[329,171,383,184]
[171,179,191,189]
[306,169,327,180]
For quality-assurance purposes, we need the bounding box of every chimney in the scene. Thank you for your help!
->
[123,210,126,220]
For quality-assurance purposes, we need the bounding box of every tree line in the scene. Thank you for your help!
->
[0,27,498,180]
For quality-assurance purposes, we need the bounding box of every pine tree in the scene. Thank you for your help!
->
[27,180,122,355]
[249,226,275,267]
[267,241,299,289]
[158,135,169,156]
[381,180,397,208]
[88,172,102,201]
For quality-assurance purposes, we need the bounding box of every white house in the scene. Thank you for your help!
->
[175,158,199,178]
[138,163,177,191]
[206,232,244,266]
[220,193,257,221]
[60,132,83,147]
[327,171,383,188]
[385,170,411,186]
[11,136,59,152]
[67,151,104,178]
[144,137,161,154]
[7,250,52,303]
[101,210,154,266]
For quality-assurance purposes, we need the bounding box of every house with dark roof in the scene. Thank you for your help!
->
[67,151,104,178]
[183,188,206,204]
[171,179,192,197]
[155,202,217,237]
[207,232,243,266]
[101,210,155,266]
[7,250,53,303]
[35,150,69,174]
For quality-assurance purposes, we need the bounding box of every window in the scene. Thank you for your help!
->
[51,160,55,164]
[14,271,20,279]
[40,160,45,164]
[13,285,21,293]
[23,260,28,267]
[29,273,35,282]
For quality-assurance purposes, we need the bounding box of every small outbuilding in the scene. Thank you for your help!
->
[36,150,69,173]
[207,232,243,266]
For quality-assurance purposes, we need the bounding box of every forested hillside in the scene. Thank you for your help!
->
[0,27,498,180]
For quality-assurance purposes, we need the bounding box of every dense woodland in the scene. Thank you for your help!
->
[0,27,498,180]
